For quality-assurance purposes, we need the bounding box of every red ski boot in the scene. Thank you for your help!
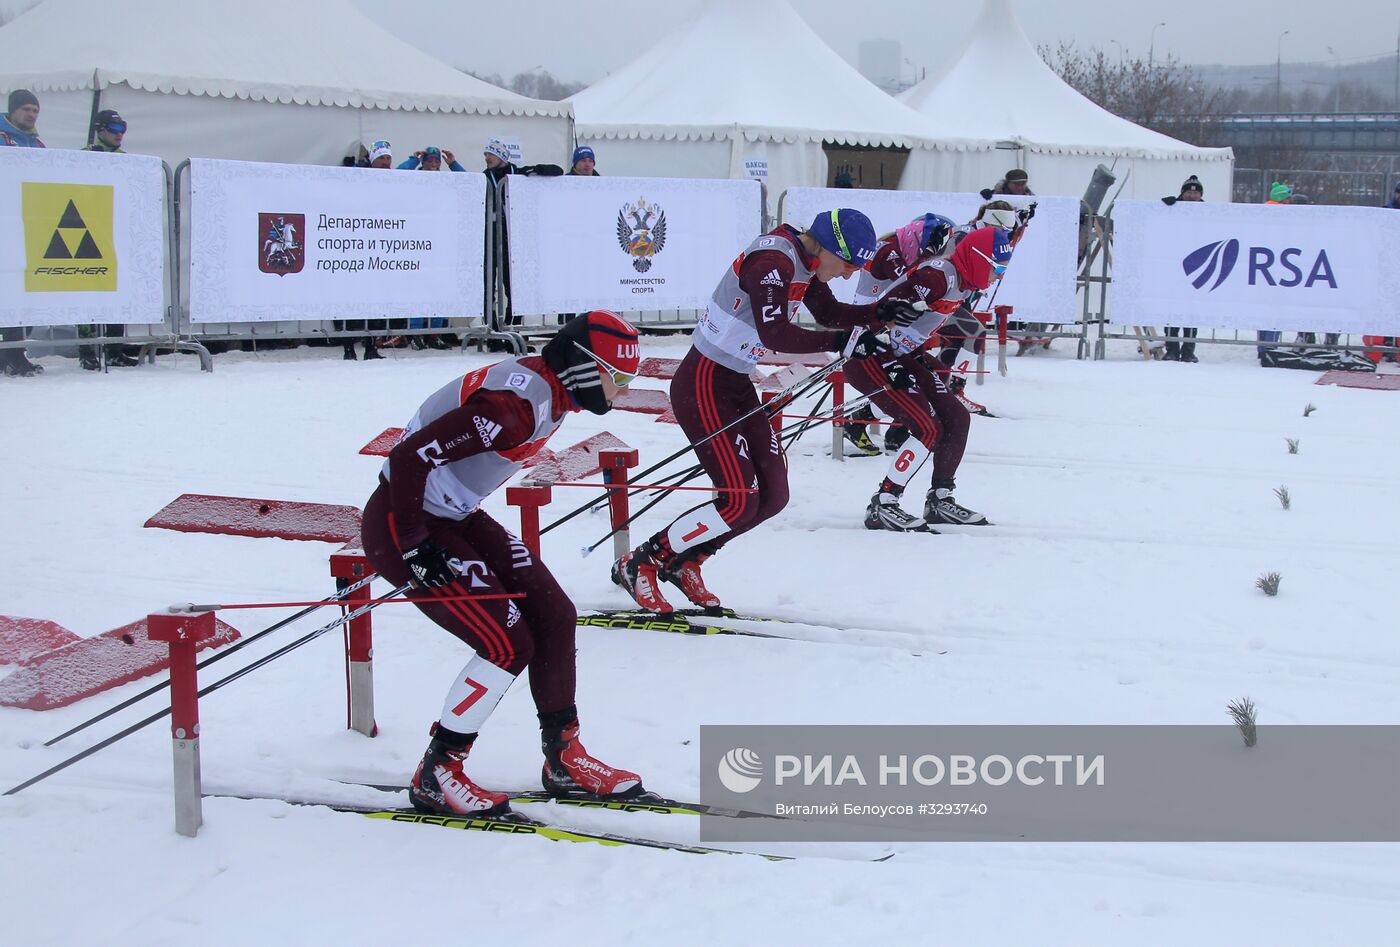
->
[409,728,511,817]
[661,554,721,610]
[611,540,674,613]
[541,721,643,798]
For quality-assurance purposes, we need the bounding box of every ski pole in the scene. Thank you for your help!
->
[42,571,380,748]
[540,352,848,537]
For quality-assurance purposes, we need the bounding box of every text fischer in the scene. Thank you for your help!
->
[772,754,1105,787]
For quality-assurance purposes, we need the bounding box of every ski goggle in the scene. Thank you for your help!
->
[971,246,1009,277]
[102,121,127,134]
[574,342,637,387]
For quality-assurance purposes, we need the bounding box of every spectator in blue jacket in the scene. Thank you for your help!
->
[0,89,44,148]
[1,89,45,375]
[398,146,465,172]
[1387,182,1400,210]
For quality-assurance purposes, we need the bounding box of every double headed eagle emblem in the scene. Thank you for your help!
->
[617,197,667,273]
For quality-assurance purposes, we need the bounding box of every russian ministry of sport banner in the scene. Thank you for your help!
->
[505,176,761,315]
[782,188,1081,326]
[188,158,486,322]
[1111,200,1400,334]
[0,148,166,327]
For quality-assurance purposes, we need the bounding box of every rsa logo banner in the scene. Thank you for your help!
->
[21,183,116,293]
[1182,238,1337,292]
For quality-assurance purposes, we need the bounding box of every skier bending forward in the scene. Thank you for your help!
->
[361,311,645,817]
[846,220,1011,531]
[612,208,920,614]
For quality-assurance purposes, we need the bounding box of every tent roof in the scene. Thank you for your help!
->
[569,0,988,152]
[0,0,569,117]
[900,0,1230,161]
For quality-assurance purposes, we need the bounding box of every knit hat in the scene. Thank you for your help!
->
[1180,175,1204,196]
[571,145,595,165]
[541,311,640,415]
[94,108,125,131]
[7,88,38,114]
[893,213,955,265]
[485,138,511,162]
[367,140,392,164]
[808,208,877,265]
[1269,182,1293,202]
[1004,168,1029,183]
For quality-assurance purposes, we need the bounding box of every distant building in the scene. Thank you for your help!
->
[858,39,901,92]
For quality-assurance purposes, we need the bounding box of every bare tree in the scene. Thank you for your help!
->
[464,69,584,102]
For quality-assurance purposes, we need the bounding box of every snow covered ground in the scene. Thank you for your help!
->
[3,336,1398,945]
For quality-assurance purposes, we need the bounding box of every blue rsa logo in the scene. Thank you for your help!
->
[1182,239,1336,291]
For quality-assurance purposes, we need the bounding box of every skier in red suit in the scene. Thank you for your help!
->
[361,311,647,817]
[612,208,919,614]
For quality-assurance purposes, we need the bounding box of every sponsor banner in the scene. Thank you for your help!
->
[0,148,167,327]
[701,725,1400,842]
[782,188,1081,326]
[504,175,761,315]
[1112,200,1400,333]
[188,158,486,322]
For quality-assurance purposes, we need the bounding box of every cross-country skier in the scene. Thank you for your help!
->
[611,208,908,613]
[361,311,646,817]
[848,222,1011,529]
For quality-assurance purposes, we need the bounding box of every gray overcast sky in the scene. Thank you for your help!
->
[349,0,1400,84]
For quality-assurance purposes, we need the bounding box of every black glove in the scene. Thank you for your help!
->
[401,539,457,589]
[888,366,915,390]
[1161,195,1178,206]
[876,298,927,327]
[1018,202,1038,223]
[842,328,885,359]
[979,188,994,201]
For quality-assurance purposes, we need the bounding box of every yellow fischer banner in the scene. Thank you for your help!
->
[22,182,117,293]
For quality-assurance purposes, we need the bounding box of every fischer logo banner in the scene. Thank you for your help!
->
[1112,199,1392,334]
[22,183,116,292]
[1,149,166,327]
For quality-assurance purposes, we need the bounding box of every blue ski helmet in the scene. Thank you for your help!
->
[809,208,877,265]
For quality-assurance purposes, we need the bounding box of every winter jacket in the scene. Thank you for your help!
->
[1386,184,1400,210]
[83,140,124,153]
[0,113,44,147]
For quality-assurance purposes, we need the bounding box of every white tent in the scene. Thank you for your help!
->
[569,0,995,210]
[0,0,572,169]
[898,0,1234,202]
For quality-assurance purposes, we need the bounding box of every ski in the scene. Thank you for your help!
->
[335,782,790,822]
[210,791,797,860]
[576,610,785,639]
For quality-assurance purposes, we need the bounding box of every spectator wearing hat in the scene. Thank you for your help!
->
[980,168,1032,201]
[1,90,45,376]
[1256,182,1296,361]
[399,146,465,172]
[74,109,140,368]
[84,109,127,153]
[367,139,394,170]
[567,145,599,177]
[1160,175,1204,363]
[1,88,44,148]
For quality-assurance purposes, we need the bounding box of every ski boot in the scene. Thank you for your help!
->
[864,490,934,532]
[409,726,511,817]
[611,539,674,613]
[948,375,992,417]
[923,479,990,526]
[660,553,721,610]
[842,405,881,456]
[541,716,643,799]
